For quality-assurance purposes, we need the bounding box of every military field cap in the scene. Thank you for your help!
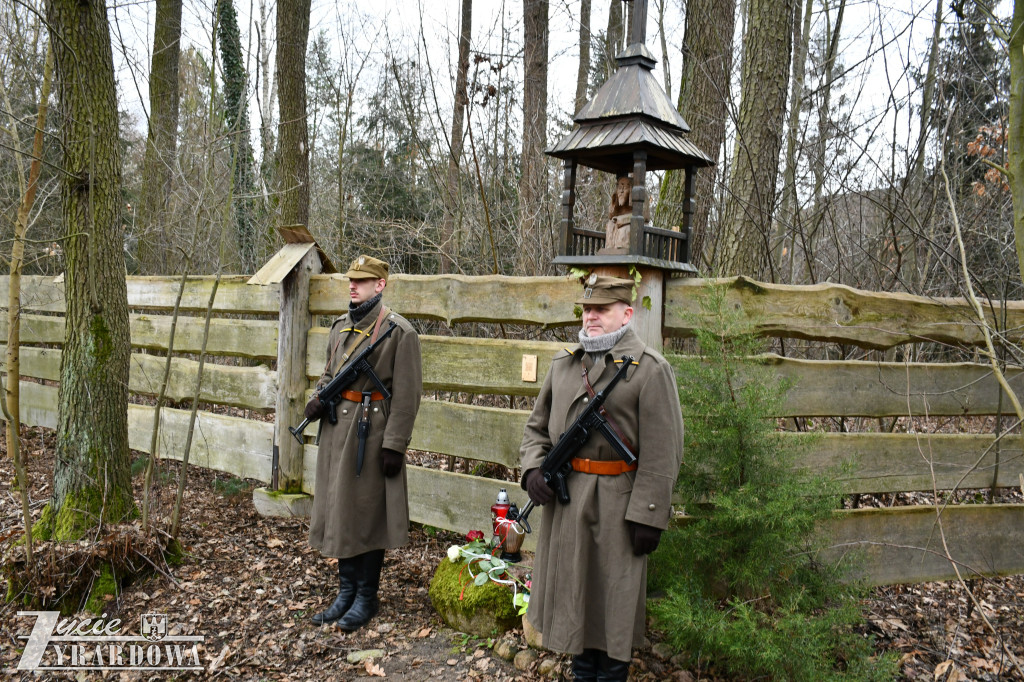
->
[345,255,389,281]
[575,274,634,306]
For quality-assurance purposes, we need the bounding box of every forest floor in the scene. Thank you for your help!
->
[1,425,1023,681]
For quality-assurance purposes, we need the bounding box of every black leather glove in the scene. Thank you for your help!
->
[381,449,404,477]
[629,522,662,556]
[304,394,323,420]
[523,468,554,506]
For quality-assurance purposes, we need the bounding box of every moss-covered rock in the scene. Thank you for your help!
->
[428,557,521,637]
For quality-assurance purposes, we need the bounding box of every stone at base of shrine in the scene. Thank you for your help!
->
[428,557,521,637]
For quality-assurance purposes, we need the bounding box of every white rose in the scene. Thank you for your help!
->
[447,545,462,562]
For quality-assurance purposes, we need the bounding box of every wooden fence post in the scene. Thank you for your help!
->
[274,247,320,491]
[593,265,664,350]
[253,241,322,517]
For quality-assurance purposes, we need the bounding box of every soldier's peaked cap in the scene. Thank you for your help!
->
[345,255,389,281]
[575,274,634,306]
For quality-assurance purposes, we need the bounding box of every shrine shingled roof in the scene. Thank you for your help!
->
[546,43,714,172]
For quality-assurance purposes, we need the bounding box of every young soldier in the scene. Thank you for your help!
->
[306,255,422,631]
[520,275,684,681]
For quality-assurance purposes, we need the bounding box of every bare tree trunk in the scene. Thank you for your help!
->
[0,34,51,562]
[518,0,548,274]
[603,0,624,82]
[655,0,736,268]
[575,0,592,113]
[716,0,795,278]
[908,0,943,290]
[776,0,813,282]
[276,0,311,227]
[170,275,221,538]
[137,0,182,273]
[44,0,134,540]
[257,0,276,200]
[142,232,199,531]
[442,0,472,273]
[2,43,52,465]
[810,0,845,213]
[1010,0,1024,284]
[913,0,943,194]
[795,0,844,284]
[0,373,32,563]
[654,0,671,100]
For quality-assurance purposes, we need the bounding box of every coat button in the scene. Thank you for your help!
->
[648,503,656,511]
[373,407,379,413]
[342,409,348,415]
[582,397,589,403]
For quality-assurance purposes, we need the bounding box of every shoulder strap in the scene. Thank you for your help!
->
[370,306,391,344]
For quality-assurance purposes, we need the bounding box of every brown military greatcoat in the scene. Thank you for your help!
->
[520,326,683,662]
[308,299,422,559]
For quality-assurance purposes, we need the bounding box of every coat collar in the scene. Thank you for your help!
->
[333,297,386,332]
[568,325,646,403]
[570,325,646,366]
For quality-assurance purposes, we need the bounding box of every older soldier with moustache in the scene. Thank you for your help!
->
[519,275,684,681]
[306,255,422,631]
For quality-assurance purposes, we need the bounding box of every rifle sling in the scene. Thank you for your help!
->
[581,359,635,456]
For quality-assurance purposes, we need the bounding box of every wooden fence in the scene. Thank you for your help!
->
[3,273,1024,586]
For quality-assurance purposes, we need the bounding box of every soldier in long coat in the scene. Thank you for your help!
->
[306,255,422,631]
[520,275,683,682]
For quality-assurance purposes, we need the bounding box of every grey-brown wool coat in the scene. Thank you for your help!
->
[519,326,683,662]
[308,299,422,559]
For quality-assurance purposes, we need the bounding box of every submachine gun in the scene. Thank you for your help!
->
[288,322,397,443]
[511,355,637,533]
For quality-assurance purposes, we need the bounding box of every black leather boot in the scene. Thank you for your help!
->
[571,649,601,681]
[311,558,358,625]
[336,549,385,632]
[596,650,630,682]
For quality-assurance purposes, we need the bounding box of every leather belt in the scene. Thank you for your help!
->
[340,390,385,402]
[571,457,638,475]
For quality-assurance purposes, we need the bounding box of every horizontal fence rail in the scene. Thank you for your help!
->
[3,273,1024,586]
[666,276,1024,349]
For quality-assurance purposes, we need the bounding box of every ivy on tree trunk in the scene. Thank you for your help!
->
[217,0,258,272]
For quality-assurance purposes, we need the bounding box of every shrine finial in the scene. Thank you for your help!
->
[627,0,648,47]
